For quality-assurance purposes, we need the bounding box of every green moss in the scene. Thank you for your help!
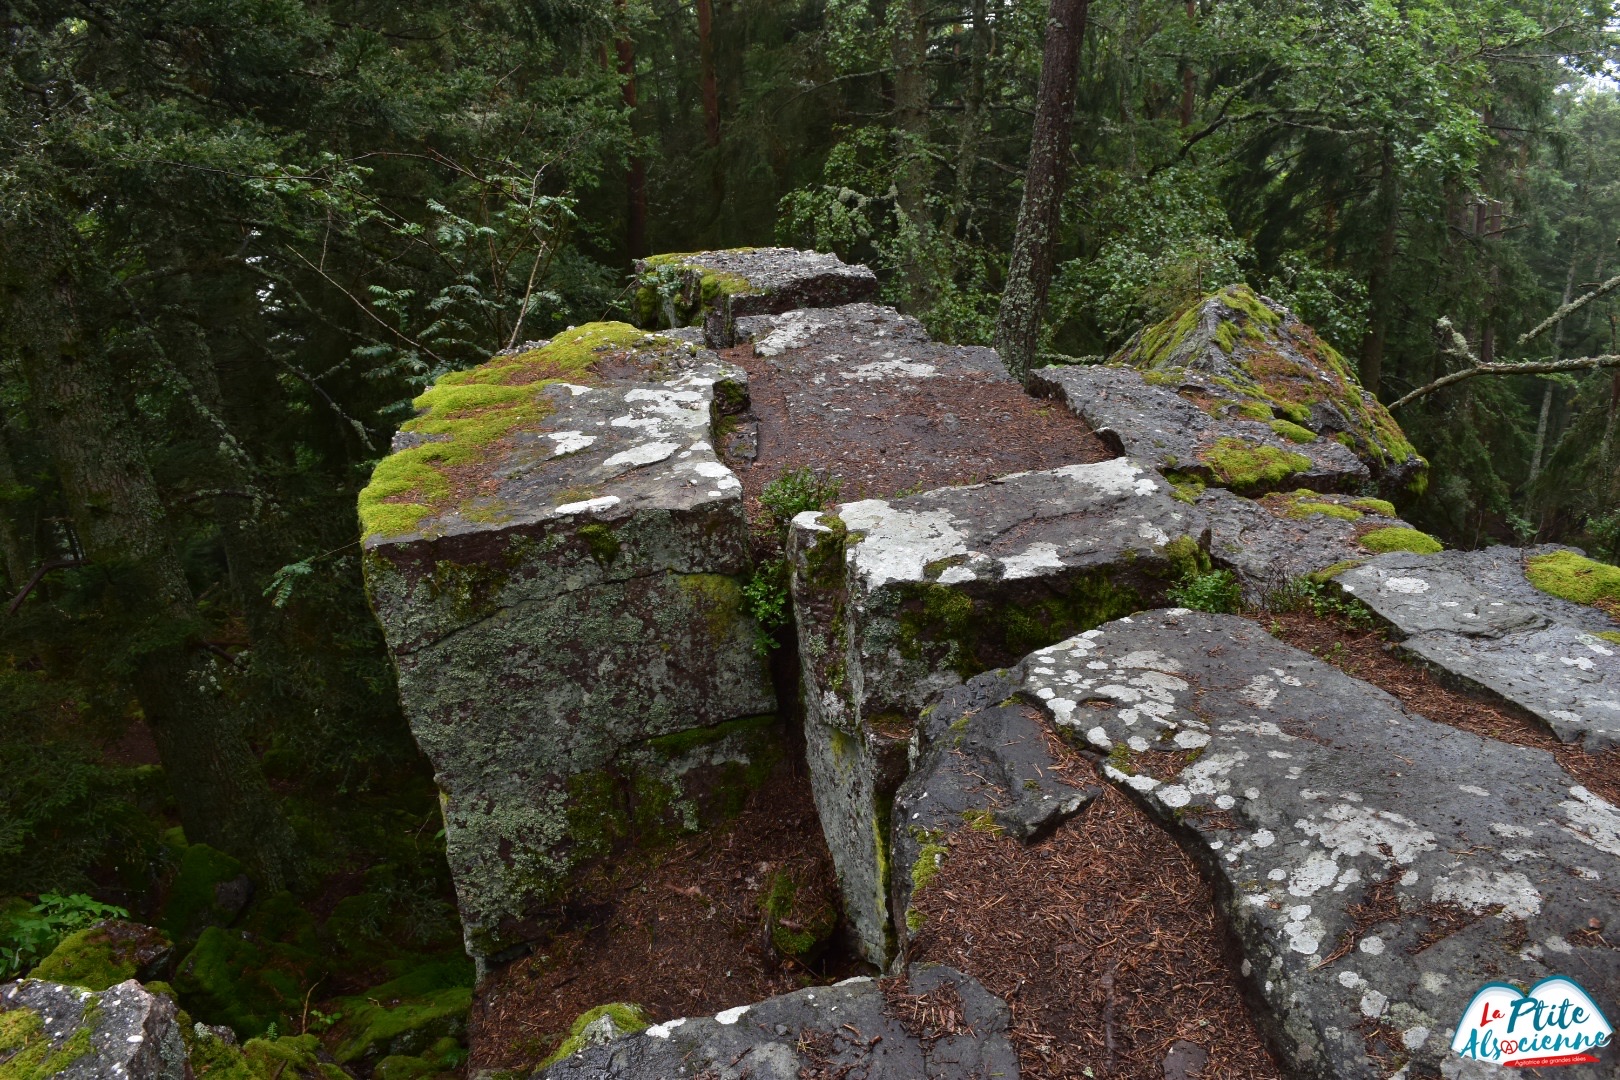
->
[962,809,1002,833]
[577,523,621,568]
[910,842,949,894]
[331,974,472,1063]
[1105,742,1134,775]
[1217,283,1281,327]
[539,1003,650,1068]
[1141,369,1183,387]
[1165,471,1205,504]
[161,842,247,941]
[1270,490,1360,521]
[359,323,648,539]
[1268,419,1317,444]
[426,559,509,626]
[1597,631,1620,645]
[1308,559,1363,583]
[1348,497,1397,518]
[1234,400,1273,421]
[1215,320,1240,354]
[1199,437,1311,492]
[174,925,319,1038]
[759,870,835,960]
[905,908,926,933]
[0,1004,96,1080]
[1525,550,1620,613]
[1358,527,1442,555]
[28,923,170,991]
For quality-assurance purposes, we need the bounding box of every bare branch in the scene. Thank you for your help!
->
[6,557,87,616]
[1391,326,1620,411]
[1516,269,1620,349]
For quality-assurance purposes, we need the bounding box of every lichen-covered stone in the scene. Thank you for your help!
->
[1018,610,1620,1080]
[1032,285,1428,499]
[362,327,777,963]
[787,458,1207,964]
[631,248,878,347]
[537,965,1018,1079]
[0,978,189,1079]
[1338,547,1620,749]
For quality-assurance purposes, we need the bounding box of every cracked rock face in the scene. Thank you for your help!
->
[537,965,1018,1080]
[1338,548,1620,750]
[787,458,1207,965]
[364,332,776,961]
[1,979,189,1080]
[633,247,878,347]
[1016,609,1620,1080]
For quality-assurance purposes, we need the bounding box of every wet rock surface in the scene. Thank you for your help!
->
[633,247,878,347]
[537,965,1019,1080]
[731,302,1104,500]
[1016,609,1620,1080]
[0,978,189,1080]
[363,327,776,962]
[1338,547,1620,750]
[788,457,1207,964]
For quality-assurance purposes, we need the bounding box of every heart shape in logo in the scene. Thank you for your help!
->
[1452,976,1613,1067]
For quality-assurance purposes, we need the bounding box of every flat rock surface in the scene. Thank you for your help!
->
[635,248,879,346]
[1199,487,1419,601]
[538,965,1019,1080]
[1,978,189,1080]
[1032,364,1371,494]
[1017,609,1620,1080]
[731,303,1107,502]
[1339,548,1620,750]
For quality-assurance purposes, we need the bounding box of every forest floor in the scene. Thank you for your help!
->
[467,769,851,1070]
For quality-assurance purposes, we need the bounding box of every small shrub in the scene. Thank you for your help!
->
[1271,577,1378,631]
[759,468,840,533]
[743,559,790,655]
[1167,569,1241,614]
[0,893,129,979]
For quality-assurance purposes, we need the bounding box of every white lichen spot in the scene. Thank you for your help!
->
[1287,851,1340,897]
[1359,936,1385,956]
[1158,785,1192,809]
[1002,542,1066,580]
[1420,972,1448,995]
[1430,867,1542,919]
[1558,786,1620,857]
[715,1005,749,1025]
[555,495,622,516]
[838,501,968,589]
[1361,990,1388,1018]
[1383,577,1430,595]
[1458,785,1491,798]
[1296,803,1437,865]
[603,441,680,470]
[546,431,597,456]
[646,1018,687,1039]
[1086,726,1111,749]
[1402,1027,1430,1051]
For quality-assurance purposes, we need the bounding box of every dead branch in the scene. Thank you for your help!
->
[6,557,87,615]
[1516,267,1620,348]
[1390,318,1620,410]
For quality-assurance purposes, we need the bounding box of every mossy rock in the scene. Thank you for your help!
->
[173,926,321,1038]
[1116,284,1427,497]
[0,1003,95,1079]
[28,920,172,991]
[358,322,652,540]
[759,869,837,962]
[1525,550,1620,617]
[1358,527,1443,555]
[185,1024,350,1080]
[160,841,252,942]
[328,966,473,1064]
[540,1003,650,1068]
[1198,438,1312,493]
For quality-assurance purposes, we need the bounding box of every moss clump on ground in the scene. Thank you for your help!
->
[758,870,836,961]
[173,924,321,1037]
[1266,490,1360,522]
[359,323,647,540]
[1525,550,1620,615]
[1597,631,1620,645]
[539,1003,650,1068]
[910,841,949,894]
[1348,497,1397,518]
[1199,437,1311,491]
[1358,527,1443,555]
[329,968,472,1064]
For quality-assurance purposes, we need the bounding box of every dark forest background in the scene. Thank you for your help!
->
[2,0,1619,989]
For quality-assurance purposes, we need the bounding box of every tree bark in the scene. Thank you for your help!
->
[892,0,932,307]
[1358,139,1399,396]
[994,0,1090,386]
[8,247,300,889]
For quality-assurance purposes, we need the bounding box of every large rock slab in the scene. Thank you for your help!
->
[1338,547,1620,750]
[787,458,1208,964]
[0,978,189,1079]
[1199,487,1438,604]
[632,247,878,347]
[1016,609,1620,1079]
[538,965,1019,1079]
[362,324,777,963]
[1031,285,1427,499]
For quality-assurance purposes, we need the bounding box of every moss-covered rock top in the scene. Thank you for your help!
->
[630,247,878,335]
[359,323,698,542]
[1116,285,1427,496]
[1526,549,1620,619]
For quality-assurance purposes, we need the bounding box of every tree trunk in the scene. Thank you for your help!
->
[1358,139,1399,396]
[994,0,1090,385]
[697,0,721,150]
[0,428,32,591]
[1528,245,1580,496]
[943,0,988,240]
[10,254,300,889]
[616,4,647,259]
[1178,0,1196,128]
[892,0,932,307]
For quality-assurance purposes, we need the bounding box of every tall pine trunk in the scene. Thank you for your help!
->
[616,3,647,259]
[995,0,1089,385]
[11,252,300,889]
[1358,139,1399,396]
